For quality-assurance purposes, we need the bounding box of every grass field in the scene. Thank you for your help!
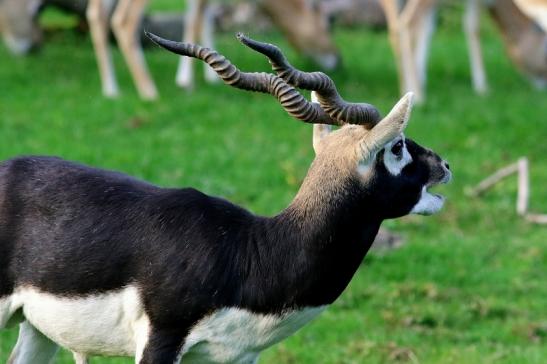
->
[0,4,546,364]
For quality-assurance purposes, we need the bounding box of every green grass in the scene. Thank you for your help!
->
[0,5,546,364]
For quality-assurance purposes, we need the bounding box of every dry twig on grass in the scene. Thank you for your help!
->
[467,157,546,224]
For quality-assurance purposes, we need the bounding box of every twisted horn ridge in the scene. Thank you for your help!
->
[145,31,340,125]
[237,33,381,128]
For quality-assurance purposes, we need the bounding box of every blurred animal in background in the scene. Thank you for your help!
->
[488,0,547,89]
[1,0,545,100]
[378,0,547,102]
[513,0,547,32]
[0,0,183,56]
[0,0,43,55]
[177,0,339,89]
[0,0,338,100]
[91,0,338,98]
[321,0,387,28]
[86,0,159,99]
[0,0,163,98]
[379,0,489,102]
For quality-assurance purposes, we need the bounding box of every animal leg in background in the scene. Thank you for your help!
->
[87,0,119,98]
[464,0,488,94]
[111,0,158,100]
[176,0,207,89]
[412,3,436,88]
[202,3,220,83]
[380,0,436,103]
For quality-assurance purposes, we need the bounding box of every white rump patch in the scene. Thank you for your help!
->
[383,136,412,176]
[181,306,326,363]
[411,186,445,215]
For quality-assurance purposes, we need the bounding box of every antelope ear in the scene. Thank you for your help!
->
[311,91,333,155]
[360,93,413,154]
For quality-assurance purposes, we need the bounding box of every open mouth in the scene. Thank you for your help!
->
[427,171,452,199]
[412,172,451,215]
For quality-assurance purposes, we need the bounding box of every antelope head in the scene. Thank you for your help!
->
[146,31,451,220]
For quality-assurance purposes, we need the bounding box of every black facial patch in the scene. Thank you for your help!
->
[362,138,447,219]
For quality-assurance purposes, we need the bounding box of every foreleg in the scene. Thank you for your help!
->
[73,352,89,364]
[137,329,185,364]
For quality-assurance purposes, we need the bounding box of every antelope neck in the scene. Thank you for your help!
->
[253,173,382,309]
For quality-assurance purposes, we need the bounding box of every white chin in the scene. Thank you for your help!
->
[410,188,445,216]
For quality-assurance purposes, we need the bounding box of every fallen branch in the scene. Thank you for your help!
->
[467,157,547,225]
[525,214,547,224]
[517,158,529,215]
[466,161,519,197]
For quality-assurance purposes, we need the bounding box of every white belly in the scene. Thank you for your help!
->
[11,285,149,357]
[181,306,326,364]
[6,286,326,363]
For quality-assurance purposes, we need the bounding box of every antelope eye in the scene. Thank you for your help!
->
[391,140,404,156]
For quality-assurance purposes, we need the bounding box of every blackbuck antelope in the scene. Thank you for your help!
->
[0,0,43,55]
[1,33,451,364]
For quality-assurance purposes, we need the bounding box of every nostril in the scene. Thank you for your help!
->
[444,162,450,170]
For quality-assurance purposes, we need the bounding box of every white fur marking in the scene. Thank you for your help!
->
[10,286,149,357]
[383,135,412,176]
[4,287,325,363]
[411,186,445,215]
[357,157,374,176]
[181,306,326,363]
